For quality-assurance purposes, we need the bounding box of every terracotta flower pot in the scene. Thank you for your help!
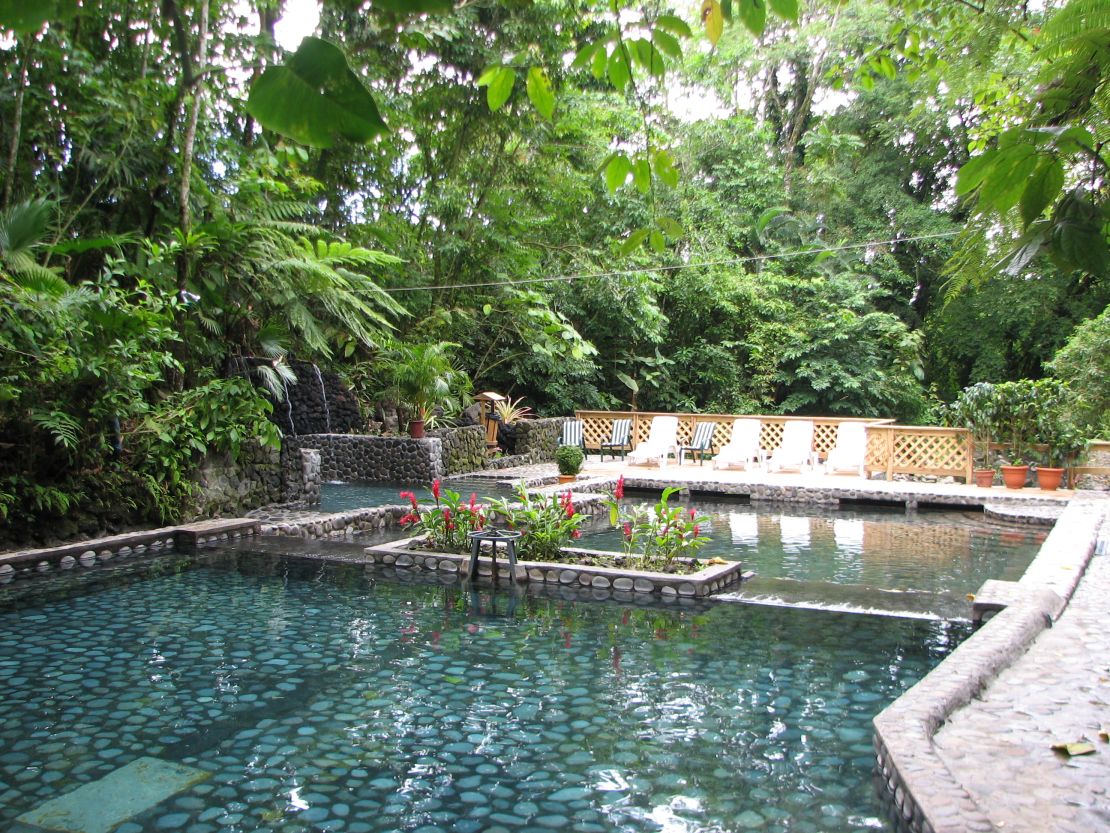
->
[973,469,996,488]
[1000,464,1029,489]
[408,419,426,439]
[1035,466,1065,491]
[557,474,576,484]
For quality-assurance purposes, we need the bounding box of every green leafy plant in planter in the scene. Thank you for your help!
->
[993,379,1039,488]
[949,381,999,487]
[555,444,584,481]
[381,342,468,438]
[1033,379,1087,490]
[603,486,711,573]
[487,484,585,562]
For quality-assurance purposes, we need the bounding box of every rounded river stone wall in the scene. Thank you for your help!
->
[431,425,486,475]
[282,434,444,493]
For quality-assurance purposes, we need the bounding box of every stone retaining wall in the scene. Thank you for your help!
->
[281,434,445,494]
[431,425,486,475]
[192,442,283,517]
[872,498,1107,833]
[512,417,567,460]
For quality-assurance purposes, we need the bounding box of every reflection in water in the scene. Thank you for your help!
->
[583,502,1046,616]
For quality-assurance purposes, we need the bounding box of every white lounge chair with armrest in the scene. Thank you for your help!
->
[713,419,765,470]
[824,422,868,477]
[768,420,816,472]
[627,415,679,468]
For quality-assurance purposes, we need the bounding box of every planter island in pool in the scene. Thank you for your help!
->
[363,535,747,598]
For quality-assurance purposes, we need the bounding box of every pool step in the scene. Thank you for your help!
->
[14,756,211,833]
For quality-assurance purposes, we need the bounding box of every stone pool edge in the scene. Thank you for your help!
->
[362,535,746,599]
[872,497,1108,833]
[0,518,261,583]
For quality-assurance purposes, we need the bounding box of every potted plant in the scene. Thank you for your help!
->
[493,396,532,454]
[1033,379,1085,491]
[555,444,584,483]
[993,380,1038,489]
[950,382,998,487]
[381,342,467,438]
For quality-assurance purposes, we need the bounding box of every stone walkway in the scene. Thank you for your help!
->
[933,549,1110,832]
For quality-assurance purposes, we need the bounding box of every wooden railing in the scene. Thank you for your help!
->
[575,410,974,482]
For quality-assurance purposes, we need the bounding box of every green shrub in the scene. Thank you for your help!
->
[554,444,584,476]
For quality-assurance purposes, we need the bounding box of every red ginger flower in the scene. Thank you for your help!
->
[571,529,581,539]
[614,475,624,500]
[431,479,441,501]
[622,522,633,540]
[693,524,700,537]
[400,491,419,510]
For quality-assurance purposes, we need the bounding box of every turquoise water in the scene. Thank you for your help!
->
[0,550,964,832]
[320,477,516,513]
[582,501,1044,615]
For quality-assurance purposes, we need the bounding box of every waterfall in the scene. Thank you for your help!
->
[281,376,297,435]
[313,364,332,434]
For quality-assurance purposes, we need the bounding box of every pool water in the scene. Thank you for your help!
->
[582,500,1044,617]
[0,550,964,833]
[320,477,517,514]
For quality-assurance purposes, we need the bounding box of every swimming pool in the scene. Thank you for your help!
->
[0,549,963,833]
[319,477,517,514]
[581,499,1045,618]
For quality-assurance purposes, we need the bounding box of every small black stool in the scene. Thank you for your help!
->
[466,528,523,583]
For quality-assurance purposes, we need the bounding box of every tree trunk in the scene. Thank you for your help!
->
[2,44,29,212]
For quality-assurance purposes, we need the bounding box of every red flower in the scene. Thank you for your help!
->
[400,512,419,526]
[400,490,418,510]
[693,524,700,537]
[571,529,581,539]
[614,475,624,500]
[563,492,575,518]
[622,522,633,540]
[689,507,696,519]
[431,479,441,501]
[469,492,477,511]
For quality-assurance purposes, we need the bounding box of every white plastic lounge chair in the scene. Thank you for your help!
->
[779,515,811,552]
[599,418,632,461]
[729,512,759,547]
[714,419,764,470]
[679,421,717,466]
[628,416,679,468]
[560,419,586,450]
[824,422,868,477]
[768,420,815,472]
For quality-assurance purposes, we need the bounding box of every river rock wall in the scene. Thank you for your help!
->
[268,361,363,436]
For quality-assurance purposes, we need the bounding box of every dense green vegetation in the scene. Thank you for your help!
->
[1,0,1106,542]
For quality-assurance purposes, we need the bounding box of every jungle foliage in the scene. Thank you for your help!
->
[0,0,1106,542]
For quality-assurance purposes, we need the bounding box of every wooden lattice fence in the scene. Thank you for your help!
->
[576,410,973,482]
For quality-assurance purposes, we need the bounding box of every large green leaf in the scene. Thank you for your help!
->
[1020,158,1064,227]
[769,0,798,22]
[605,155,632,192]
[247,37,386,148]
[478,66,516,110]
[736,0,768,36]
[526,67,555,120]
[955,150,997,196]
[656,14,693,38]
[608,44,631,91]
[0,0,77,33]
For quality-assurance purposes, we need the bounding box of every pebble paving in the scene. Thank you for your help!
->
[933,550,1110,832]
[0,550,967,832]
